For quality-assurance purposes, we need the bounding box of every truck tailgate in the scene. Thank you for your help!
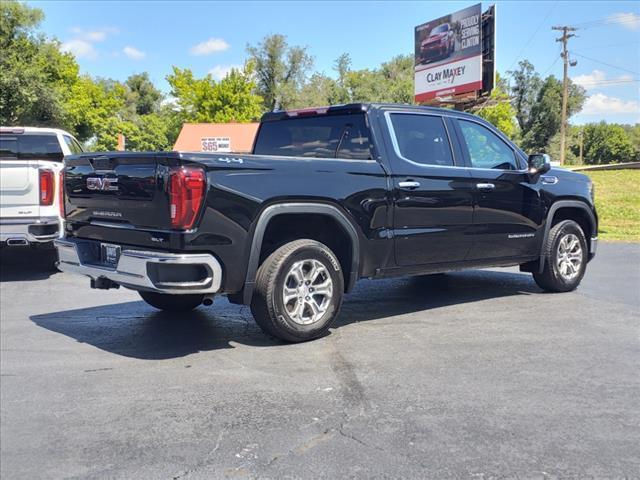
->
[0,160,40,217]
[64,153,172,230]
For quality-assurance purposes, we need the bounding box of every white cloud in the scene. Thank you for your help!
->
[61,39,98,59]
[190,38,230,56]
[607,12,640,31]
[69,27,117,42]
[572,69,634,90]
[62,27,118,60]
[84,31,107,42]
[208,64,242,80]
[123,46,145,60]
[161,96,179,108]
[581,93,640,115]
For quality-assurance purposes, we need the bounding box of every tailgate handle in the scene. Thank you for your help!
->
[90,156,115,172]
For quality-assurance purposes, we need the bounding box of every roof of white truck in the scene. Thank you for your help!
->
[0,126,72,135]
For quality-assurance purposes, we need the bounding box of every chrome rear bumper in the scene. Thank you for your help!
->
[0,217,60,244]
[55,238,222,294]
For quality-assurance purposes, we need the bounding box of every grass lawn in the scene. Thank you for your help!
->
[584,170,640,242]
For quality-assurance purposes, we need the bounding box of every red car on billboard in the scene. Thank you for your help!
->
[420,23,455,63]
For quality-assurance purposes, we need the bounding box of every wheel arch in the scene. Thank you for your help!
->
[241,202,361,304]
[538,200,597,273]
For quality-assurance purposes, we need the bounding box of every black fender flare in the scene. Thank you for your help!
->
[538,200,597,273]
[241,202,361,304]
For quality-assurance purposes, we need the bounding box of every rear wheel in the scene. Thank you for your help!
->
[251,239,344,342]
[533,220,587,292]
[139,291,204,312]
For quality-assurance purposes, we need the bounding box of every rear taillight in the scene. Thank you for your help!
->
[39,169,54,205]
[168,166,206,230]
[58,170,65,218]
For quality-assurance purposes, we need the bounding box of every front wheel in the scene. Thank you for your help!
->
[251,239,344,342]
[533,220,588,292]
[139,291,204,312]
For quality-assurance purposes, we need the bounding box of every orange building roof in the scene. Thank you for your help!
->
[173,123,260,153]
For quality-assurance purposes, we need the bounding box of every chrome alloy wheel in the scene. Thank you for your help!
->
[556,233,583,280]
[282,259,333,325]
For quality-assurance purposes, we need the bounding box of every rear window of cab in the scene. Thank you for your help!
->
[253,114,374,160]
[0,134,64,161]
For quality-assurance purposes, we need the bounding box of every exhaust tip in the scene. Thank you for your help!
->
[6,238,29,246]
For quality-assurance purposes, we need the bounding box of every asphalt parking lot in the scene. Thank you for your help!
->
[1,243,638,479]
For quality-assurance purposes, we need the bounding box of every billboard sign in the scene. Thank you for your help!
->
[414,3,483,102]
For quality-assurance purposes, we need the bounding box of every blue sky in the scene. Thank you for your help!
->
[33,0,640,124]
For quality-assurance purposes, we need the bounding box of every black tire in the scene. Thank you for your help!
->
[250,239,344,343]
[533,220,588,293]
[139,291,204,312]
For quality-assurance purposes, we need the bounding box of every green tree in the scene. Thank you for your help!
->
[548,127,580,164]
[89,114,172,152]
[333,53,351,104]
[522,75,585,152]
[507,60,541,132]
[246,34,313,110]
[579,122,636,165]
[65,76,129,141]
[345,68,386,103]
[378,54,414,104]
[0,0,79,126]
[471,73,518,139]
[621,124,640,160]
[335,54,413,104]
[126,72,162,115]
[166,63,263,123]
[296,73,340,108]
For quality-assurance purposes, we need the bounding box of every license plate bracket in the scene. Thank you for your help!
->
[100,243,121,267]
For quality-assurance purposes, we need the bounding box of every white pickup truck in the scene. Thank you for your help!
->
[0,127,83,250]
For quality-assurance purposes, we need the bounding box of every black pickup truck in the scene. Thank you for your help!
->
[55,104,597,342]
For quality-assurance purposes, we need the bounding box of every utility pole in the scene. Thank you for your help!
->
[552,26,577,165]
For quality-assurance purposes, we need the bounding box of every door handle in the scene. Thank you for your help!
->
[476,183,495,192]
[398,181,421,190]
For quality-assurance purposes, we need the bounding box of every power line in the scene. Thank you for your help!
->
[541,48,562,76]
[572,15,640,29]
[573,40,640,51]
[505,0,558,73]
[575,79,639,87]
[571,52,640,76]
[581,19,640,30]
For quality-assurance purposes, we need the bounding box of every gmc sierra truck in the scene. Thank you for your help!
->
[55,104,598,342]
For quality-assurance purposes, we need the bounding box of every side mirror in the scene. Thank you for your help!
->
[528,153,551,175]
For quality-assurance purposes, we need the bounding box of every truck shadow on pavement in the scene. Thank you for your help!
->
[0,247,59,282]
[30,269,541,360]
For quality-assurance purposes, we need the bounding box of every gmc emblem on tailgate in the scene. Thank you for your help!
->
[87,177,118,191]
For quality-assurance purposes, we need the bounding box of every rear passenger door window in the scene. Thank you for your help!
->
[388,113,454,167]
[457,120,518,170]
[63,135,84,155]
[253,114,373,160]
